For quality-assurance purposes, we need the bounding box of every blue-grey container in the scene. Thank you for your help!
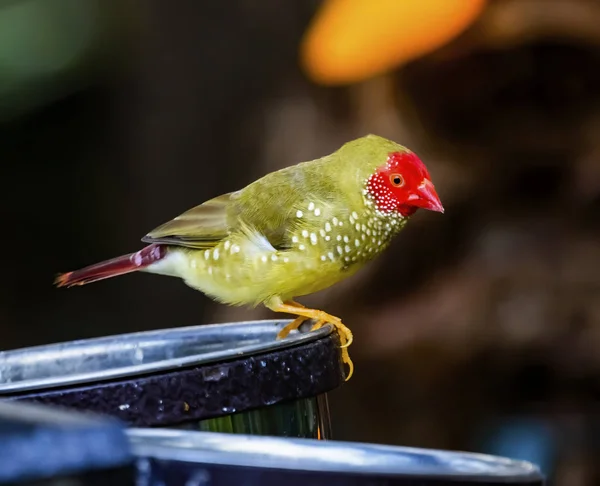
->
[128,429,545,486]
[0,320,344,439]
[0,401,134,485]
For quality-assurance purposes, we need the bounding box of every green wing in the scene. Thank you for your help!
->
[141,192,239,249]
[141,158,342,251]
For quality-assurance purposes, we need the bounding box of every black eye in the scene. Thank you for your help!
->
[390,174,404,187]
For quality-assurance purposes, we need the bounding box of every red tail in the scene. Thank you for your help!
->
[54,244,167,288]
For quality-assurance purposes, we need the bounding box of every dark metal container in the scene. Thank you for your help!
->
[128,429,545,486]
[0,320,344,438]
[0,401,134,486]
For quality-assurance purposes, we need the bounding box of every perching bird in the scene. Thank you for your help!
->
[55,135,444,380]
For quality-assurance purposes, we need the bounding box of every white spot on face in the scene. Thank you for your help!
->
[271,254,278,261]
[224,241,231,251]
[339,221,344,226]
[296,210,303,218]
[332,217,339,226]
[204,250,210,260]
[336,235,342,241]
[349,216,355,224]
[337,246,343,255]
[225,273,231,280]
[190,259,197,269]
[314,208,321,216]
[292,236,299,243]
[261,255,268,263]
[352,211,359,220]
[299,244,306,251]
[310,233,317,245]
[325,235,331,241]
[355,223,361,231]
[343,235,349,243]
[308,202,315,211]
[344,256,350,262]
[213,249,219,260]
[320,255,327,261]
[355,239,360,247]
[208,266,213,275]
[301,230,309,238]
[319,229,326,237]
[328,252,335,261]
[283,257,289,263]
[231,244,240,254]
[344,245,351,253]
[325,222,332,232]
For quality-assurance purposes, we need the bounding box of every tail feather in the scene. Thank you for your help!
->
[54,244,167,288]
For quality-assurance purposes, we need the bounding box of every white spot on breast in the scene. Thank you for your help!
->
[271,254,278,261]
[208,266,213,275]
[314,208,321,216]
[261,255,268,263]
[310,233,317,245]
[292,236,299,243]
[319,229,326,237]
[344,245,351,253]
[325,235,331,241]
[355,239,360,247]
[302,230,309,238]
[223,241,231,251]
[299,244,306,251]
[296,210,303,218]
[283,257,289,263]
[343,235,349,243]
[204,250,210,260]
[332,217,339,226]
[308,202,315,211]
[325,222,332,232]
[349,216,355,224]
[337,246,343,255]
[355,223,361,231]
[352,211,359,220]
[336,235,342,241]
[232,244,240,254]
[328,251,335,261]
[320,255,327,261]
[213,249,219,260]
[190,259,197,269]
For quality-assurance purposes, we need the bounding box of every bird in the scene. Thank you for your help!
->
[55,134,444,380]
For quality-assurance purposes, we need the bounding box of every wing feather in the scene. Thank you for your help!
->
[141,192,238,249]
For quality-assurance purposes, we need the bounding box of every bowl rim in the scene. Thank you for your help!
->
[0,319,332,393]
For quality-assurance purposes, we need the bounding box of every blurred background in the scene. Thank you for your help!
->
[1,0,599,483]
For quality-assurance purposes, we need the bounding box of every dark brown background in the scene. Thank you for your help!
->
[1,1,599,484]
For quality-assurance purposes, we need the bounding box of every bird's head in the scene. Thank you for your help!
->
[366,150,444,217]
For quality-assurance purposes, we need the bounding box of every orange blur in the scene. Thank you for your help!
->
[301,0,487,85]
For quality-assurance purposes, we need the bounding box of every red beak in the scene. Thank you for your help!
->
[410,179,444,213]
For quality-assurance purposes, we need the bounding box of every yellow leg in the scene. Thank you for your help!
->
[276,301,309,340]
[267,301,354,381]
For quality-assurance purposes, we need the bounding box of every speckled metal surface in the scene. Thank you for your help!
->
[1,333,344,427]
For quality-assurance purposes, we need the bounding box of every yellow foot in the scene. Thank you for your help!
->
[267,301,354,381]
[276,301,309,340]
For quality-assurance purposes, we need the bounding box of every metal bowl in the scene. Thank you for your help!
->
[0,320,344,437]
[128,428,545,486]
